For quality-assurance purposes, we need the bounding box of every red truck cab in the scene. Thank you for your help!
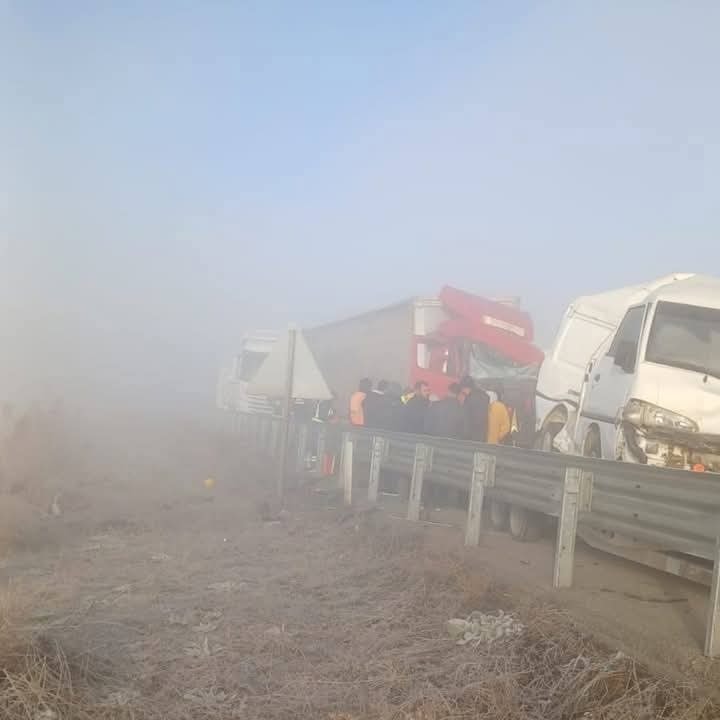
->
[411,287,544,444]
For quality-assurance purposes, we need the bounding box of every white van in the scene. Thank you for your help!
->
[575,274,720,471]
[534,273,692,455]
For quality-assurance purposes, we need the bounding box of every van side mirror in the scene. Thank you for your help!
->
[613,340,636,374]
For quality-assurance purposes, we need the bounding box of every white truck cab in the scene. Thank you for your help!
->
[576,275,720,471]
[216,332,277,414]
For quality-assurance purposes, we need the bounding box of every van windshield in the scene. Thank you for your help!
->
[645,301,720,379]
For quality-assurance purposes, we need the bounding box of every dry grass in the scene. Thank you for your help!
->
[0,405,79,555]
[2,501,718,720]
[1,420,719,719]
[0,588,136,720]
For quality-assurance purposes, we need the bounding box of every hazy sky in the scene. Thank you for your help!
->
[2,2,719,412]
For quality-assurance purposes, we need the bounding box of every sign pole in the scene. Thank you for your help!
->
[277,326,297,504]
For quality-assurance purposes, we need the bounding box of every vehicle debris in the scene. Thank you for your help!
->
[447,610,524,646]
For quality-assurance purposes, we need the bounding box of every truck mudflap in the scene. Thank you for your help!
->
[577,525,713,586]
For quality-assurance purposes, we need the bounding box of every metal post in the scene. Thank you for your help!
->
[315,425,326,477]
[342,432,353,505]
[553,466,581,588]
[265,417,274,455]
[465,452,495,546]
[407,443,427,521]
[277,327,297,504]
[268,419,277,458]
[368,436,385,503]
[295,424,308,474]
[261,416,269,454]
[705,535,720,657]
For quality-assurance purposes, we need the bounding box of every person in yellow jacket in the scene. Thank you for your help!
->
[487,389,511,445]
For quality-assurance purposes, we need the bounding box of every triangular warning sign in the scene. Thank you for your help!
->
[248,329,332,400]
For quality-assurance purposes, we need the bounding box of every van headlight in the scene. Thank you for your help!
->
[623,399,698,433]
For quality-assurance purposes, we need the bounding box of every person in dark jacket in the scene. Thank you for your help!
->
[385,382,405,431]
[424,382,464,438]
[364,380,393,430]
[403,380,431,434]
[458,376,490,442]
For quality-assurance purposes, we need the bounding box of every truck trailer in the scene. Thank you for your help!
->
[218,287,544,439]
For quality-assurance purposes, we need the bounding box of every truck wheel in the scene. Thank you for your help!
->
[538,429,555,452]
[489,500,509,530]
[583,430,601,459]
[509,504,542,542]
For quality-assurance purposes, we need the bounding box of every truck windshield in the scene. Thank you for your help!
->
[238,351,268,381]
[469,343,539,380]
[645,301,720,380]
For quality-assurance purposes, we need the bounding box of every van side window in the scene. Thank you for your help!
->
[607,305,645,367]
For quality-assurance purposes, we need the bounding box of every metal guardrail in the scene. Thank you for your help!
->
[234,412,720,658]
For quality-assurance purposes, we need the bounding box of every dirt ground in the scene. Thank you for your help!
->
[1,416,720,719]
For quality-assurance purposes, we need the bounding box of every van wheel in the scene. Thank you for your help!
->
[489,500,509,530]
[509,504,543,542]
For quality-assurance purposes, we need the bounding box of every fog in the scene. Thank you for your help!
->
[2,1,719,418]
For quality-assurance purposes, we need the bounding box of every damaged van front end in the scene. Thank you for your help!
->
[621,399,720,472]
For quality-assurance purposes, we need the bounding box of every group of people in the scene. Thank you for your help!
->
[348,376,515,446]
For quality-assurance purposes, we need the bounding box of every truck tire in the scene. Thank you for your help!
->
[583,429,601,459]
[509,504,543,542]
[489,499,509,530]
[538,428,555,452]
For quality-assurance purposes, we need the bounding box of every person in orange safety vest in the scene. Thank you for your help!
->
[349,378,372,426]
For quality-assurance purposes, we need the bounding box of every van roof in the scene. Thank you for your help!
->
[647,274,720,309]
[569,273,694,325]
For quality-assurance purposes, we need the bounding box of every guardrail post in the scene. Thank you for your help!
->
[579,468,594,513]
[704,535,720,657]
[295,424,308,473]
[314,425,326,476]
[269,419,278,458]
[407,443,427,521]
[465,452,495,546]
[341,433,354,505]
[266,417,274,455]
[554,466,581,588]
[368,436,385,503]
[261,416,270,454]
